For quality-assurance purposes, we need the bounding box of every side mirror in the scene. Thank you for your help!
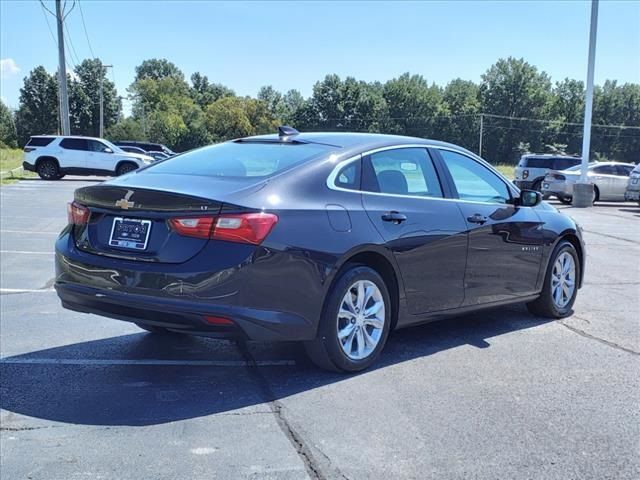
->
[518,189,542,207]
[104,148,113,154]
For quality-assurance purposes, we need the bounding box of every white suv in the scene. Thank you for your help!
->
[23,135,155,180]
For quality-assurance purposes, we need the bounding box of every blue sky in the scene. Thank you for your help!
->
[1,0,639,113]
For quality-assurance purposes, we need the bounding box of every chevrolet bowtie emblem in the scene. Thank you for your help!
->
[115,190,135,209]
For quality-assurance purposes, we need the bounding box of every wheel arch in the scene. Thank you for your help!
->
[329,247,404,331]
[35,155,59,169]
[115,160,139,174]
[553,231,585,289]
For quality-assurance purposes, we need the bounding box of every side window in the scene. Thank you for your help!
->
[334,160,361,190]
[27,137,55,147]
[592,165,616,175]
[87,140,110,153]
[363,148,443,197]
[59,138,87,151]
[554,158,578,170]
[439,149,511,204]
[616,165,633,177]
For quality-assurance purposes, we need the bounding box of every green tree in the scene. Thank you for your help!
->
[0,100,18,148]
[205,96,276,142]
[14,66,59,146]
[191,73,234,109]
[440,79,481,150]
[135,58,184,82]
[479,57,552,162]
[71,59,121,137]
[382,73,443,137]
[106,117,145,142]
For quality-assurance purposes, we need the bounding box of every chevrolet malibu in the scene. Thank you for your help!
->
[55,128,585,372]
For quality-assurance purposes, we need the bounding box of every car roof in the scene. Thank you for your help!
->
[241,132,467,151]
[32,135,107,142]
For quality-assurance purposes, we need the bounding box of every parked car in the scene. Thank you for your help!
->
[147,151,170,161]
[23,135,155,179]
[118,145,148,155]
[514,154,582,192]
[55,128,585,372]
[624,163,640,205]
[541,162,635,203]
[113,140,176,156]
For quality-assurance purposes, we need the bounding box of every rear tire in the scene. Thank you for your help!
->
[116,162,138,176]
[532,179,542,192]
[558,196,572,205]
[36,159,60,180]
[135,323,179,335]
[527,240,579,319]
[304,265,391,372]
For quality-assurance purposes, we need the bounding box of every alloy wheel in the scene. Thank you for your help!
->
[551,252,576,309]
[336,280,385,360]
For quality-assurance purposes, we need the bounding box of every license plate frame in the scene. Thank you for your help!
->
[109,217,152,251]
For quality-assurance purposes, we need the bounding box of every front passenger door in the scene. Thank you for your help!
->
[437,149,544,306]
[360,147,468,314]
[87,140,116,173]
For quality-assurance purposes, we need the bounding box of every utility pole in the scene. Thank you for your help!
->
[478,113,484,157]
[573,0,599,208]
[99,64,113,138]
[55,0,71,135]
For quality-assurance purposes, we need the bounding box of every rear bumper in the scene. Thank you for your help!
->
[514,180,535,190]
[55,281,313,341]
[54,230,323,341]
[541,181,573,198]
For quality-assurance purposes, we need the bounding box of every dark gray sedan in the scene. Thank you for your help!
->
[55,128,585,372]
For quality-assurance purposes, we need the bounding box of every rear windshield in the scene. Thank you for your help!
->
[521,157,580,169]
[144,141,335,178]
[27,137,55,147]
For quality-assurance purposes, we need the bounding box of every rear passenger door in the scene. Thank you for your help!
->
[58,138,88,170]
[360,147,468,314]
[435,149,544,306]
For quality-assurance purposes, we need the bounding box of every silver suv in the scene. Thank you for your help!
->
[23,135,154,180]
[514,154,581,192]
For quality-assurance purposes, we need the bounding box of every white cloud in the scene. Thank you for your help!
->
[0,58,20,79]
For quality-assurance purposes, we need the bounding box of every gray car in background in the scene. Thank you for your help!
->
[541,162,635,203]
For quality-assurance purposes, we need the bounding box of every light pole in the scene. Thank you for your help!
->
[99,64,113,138]
[573,0,599,207]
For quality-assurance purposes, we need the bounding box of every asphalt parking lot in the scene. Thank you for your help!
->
[1,178,639,480]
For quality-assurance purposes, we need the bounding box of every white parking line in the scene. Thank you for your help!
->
[0,250,54,255]
[0,288,55,293]
[0,358,296,367]
[1,230,59,235]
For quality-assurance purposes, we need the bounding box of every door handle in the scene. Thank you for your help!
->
[467,213,488,225]
[381,211,407,224]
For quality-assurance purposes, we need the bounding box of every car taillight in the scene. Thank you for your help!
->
[67,201,90,225]
[523,169,529,179]
[168,217,216,238]
[168,213,278,245]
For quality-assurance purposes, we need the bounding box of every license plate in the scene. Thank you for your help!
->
[109,217,152,250]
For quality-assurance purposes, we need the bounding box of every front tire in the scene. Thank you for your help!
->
[304,266,391,372]
[116,162,138,176]
[527,240,579,318]
[36,159,60,180]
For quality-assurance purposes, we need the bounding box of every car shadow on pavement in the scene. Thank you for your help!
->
[0,307,552,427]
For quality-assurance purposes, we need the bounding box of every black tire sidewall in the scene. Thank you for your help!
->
[542,241,580,317]
[318,266,391,372]
[117,163,137,176]
[37,160,59,180]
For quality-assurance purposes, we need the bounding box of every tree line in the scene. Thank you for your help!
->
[1,57,638,164]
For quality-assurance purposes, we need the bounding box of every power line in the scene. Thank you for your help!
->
[40,1,76,73]
[77,0,96,59]
[482,113,640,131]
[64,21,81,67]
